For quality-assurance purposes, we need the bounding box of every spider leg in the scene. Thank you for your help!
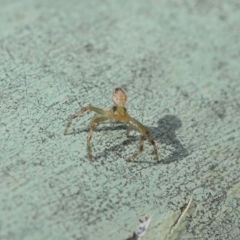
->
[126,134,145,162]
[87,116,109,160]
[126,125,132,137]
[145,129,159,161]
[64,106,107,135]
[126,117,159,162]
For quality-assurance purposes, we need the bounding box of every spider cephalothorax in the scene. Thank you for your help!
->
[64,88,159,162]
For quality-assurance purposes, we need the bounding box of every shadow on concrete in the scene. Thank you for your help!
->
[149,114,189,164]
[125,235,138,240]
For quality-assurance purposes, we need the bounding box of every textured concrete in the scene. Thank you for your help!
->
[1,0,240,239]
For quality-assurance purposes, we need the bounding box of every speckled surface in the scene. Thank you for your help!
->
[1,0,240,239]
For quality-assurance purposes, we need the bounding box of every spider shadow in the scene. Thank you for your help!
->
[148,115,188,164]
[92,115,188,164]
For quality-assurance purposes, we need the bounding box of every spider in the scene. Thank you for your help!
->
[64,88,159,162]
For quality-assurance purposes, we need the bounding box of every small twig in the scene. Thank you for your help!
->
[165,197,193,240]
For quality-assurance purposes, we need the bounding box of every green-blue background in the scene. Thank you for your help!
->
[1,0,240,239]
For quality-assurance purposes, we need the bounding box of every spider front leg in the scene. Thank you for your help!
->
[126,117,159,162]
[64,106,107,135]
[87,116,109,160]
[145,129,159,161]
[125,134,145,162]
[126,125,132,137]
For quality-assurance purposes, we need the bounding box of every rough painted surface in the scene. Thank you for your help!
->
[1,0,240,239]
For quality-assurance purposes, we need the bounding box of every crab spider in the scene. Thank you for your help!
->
[64,88,159,162]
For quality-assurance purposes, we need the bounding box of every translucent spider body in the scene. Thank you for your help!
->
[64,88,159,162]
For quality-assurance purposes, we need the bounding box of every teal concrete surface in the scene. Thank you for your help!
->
[1,0,240,239]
